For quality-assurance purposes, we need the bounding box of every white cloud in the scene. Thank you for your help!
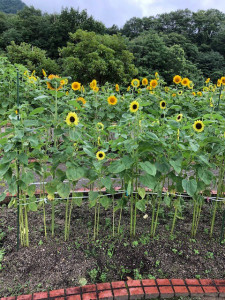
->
[22,0,225,27]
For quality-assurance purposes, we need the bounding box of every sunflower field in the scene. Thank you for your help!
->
[0,57,225,247]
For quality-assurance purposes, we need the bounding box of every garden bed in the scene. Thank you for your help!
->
[0,199,224,297]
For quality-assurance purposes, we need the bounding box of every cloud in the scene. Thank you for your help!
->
[22,0,225,27]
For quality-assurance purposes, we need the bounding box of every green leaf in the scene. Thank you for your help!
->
[182,179,197,197]
[139,161,156,176]
[21,171,34,185]
[45,180,59,195]
[169,158,182,174]
[108,160,126,173]
[137,187,146,199]
[0,192,6,202]
[18,153,28,165]
[139,174,156,189]
[147,132,159,141]
[121,155,134,169]
[89,191,98,208]
[0,152,16,164]
[29,198,38,211]
[27,185,36,197]
[189,141,199,152]
[0,163,10,178]
[66,167,85,181]
[136,199,146,212]
[101,177,112,190]
[29,107,45,116]
[57,182,70,199]
[99,196,112,209]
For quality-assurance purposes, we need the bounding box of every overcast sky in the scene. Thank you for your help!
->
[22,0,225,27]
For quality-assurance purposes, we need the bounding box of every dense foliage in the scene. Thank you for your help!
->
[0,0,25,14]
[1,6,225,84]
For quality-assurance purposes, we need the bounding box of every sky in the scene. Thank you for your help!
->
[22,0,225,27]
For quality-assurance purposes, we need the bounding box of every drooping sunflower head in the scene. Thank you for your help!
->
[173,75,182,84]
[188,81,194,89]
[96,151,106,161]
[66,112,79,126]
[108,95,117,105]
[76,97,86,105]
[205,78,210,84]
[150,79,158,88]
[115,84,120,92]
[203,87,209,92]
[142,78,148,86]
[160,100,166,109]
[127,86,131,92]
[131,78,140,88]
[96,122,104,131]
[221,77,225,85]
[176,114,183,122]
[217,79,221,87]
[193,120,204,133]
[181,78,189,86]
[71,81,81,91]
[129,100,139,113]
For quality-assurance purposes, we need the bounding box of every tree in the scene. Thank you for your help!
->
[60,29,137,84]
[0,0,26,14]
[128,31,201,83]
[6,41,60,76]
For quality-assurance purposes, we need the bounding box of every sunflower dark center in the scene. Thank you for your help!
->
[162,102,165,107]
[99,153,103,157]
[178,116,181,119]
[70,116,75,122]
[196,123,202,129]
[133,104,137,109]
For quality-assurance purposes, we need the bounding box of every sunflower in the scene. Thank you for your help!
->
[131,78,140,88]
[96,122,104,130]
[155,72,159,80]
[192,92,196,96]
[197,91,202,97]
[93,86,99,92]
[221,77,225,85]
[203,87,209,92]
[150,79,158,88]
[66,112,79,126]
[115,84,120,92]
[47,74,63,91]
[193,120,204,133]
[217,79,221,87]
[178,91,183,96]
[96,151,105,160]
[181,78,189,86]
[76,97,86,105]
[172,93,176,97]
[205,78,210,84]
[165,87,169,92]
[176,114,183,122]
[130,100,139,113]
[160,100,166,109]
[188,81,194,89]
[142,78,148,86]
[28,76,37,84]
[108,95,117,105]
[90,80,97,89]
[72,82,81,91]
[127,86,131,91]
[173,75,182,84]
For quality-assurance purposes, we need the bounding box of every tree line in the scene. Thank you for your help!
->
[1,6,225,85]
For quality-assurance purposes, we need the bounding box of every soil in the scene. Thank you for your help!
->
[0,198,225,297]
